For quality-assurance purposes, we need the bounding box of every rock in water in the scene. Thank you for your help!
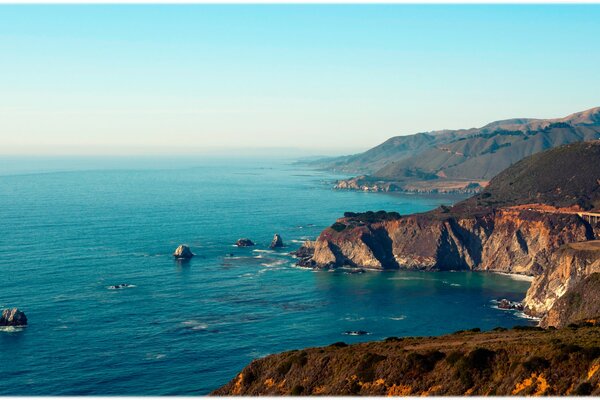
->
[0,308,28,327]
[269,233,284,249]
[235,238,255,247]
[173,244,194,259]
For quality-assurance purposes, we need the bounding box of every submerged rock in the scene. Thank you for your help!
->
[235,238,255,247]
[497,299,524,311]
[173,244,194,259]
[108,283,135,290]
[343,330,370,336]
[0,308,28,327]
[269,233,284,249]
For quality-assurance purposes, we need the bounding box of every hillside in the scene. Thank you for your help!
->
[318,107,600,193]
[214,323,600,396]
[455,140,600,213]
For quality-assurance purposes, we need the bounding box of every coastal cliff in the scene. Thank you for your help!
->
[298,209,592,275]
[525,241,600,327]
[213,323,600,396]
[296,142,600,327]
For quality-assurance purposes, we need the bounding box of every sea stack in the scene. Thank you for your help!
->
[0,308,28,327]
[235,238,255,247]
[173,244,194,259]
[269,233,284,249]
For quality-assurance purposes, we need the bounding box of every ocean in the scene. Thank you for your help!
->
[0,157,534,395]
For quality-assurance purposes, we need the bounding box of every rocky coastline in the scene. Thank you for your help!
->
[334,175,485,195]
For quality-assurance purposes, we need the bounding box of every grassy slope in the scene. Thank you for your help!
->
[213,323,600,396]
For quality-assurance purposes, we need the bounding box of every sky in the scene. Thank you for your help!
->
[1,4,600,156]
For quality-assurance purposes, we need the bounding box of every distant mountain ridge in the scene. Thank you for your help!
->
[314,107,600,193]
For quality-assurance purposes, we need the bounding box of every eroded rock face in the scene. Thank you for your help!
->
[235,238,255,247]
[0,308,27,327]
[269,234,284,249]
[173,244,194,259]
[300,209,591,274]
[524,241,600,323]
[540,272,600,328]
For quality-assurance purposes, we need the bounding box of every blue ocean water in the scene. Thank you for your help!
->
[0,157,533,395]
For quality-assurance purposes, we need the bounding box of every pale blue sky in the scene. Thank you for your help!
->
[1,5,599,155]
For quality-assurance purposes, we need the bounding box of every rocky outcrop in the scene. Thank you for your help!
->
[300,209,592,274]
[269,234,284,249]
[0,308,27,327]
[524,241,600,324]
[540,273,600,328]
[235,238,255,247]
[213,323,600,396]
[173,244,194,259]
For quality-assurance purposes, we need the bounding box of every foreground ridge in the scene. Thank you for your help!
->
[213,322,600,396]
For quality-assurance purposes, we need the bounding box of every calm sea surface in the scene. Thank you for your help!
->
[0,157,533,395]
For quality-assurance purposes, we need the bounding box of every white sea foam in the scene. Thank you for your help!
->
[253,249,274,253]
[260,259,286,268]
[341,316,365,321]
[515,311,541,321]
[492,272,535,282]
[145,353,167,360]
[0,326,25,333]
[388,315,406,321]
[388,276,428,281]
[181,320,208,330]
[107,284,136,290]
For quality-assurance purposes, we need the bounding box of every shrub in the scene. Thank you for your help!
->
[513,325,544,331]
[453,348,495,387]
[276,351,308,376]
[291,385,305,395]
[581,346,600,361]
[446,351,463,365]
[464,348,496,371]
[405,350,446,373]
[330,222,347,232]
[328,341,348,348]
[522,356,550,372]
[384,336,403,342]
[492,327,507,332]
[344,212,358,218]
[356,353,387,382]
[573,382,593,396]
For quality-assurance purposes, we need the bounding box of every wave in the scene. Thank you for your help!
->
[388,276,429,281]
[388,315,406,321]
[260,259,286,268]
[181,320,208,330]
[0,326,26,333]
[145,353,167,360]
[341,316,365,321]
[515,311,541,321]
[253,249,274,254]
